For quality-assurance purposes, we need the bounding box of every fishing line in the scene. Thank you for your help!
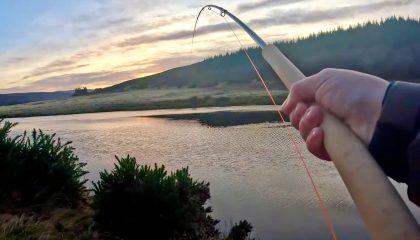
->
[192,7,338,240]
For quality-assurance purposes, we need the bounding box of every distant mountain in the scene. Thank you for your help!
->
[0,91,73,106]
[97,16,420,94]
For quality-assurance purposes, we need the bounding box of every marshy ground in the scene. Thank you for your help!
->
[0,87,287,118]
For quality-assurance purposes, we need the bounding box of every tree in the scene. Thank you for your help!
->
[73,87,88,96]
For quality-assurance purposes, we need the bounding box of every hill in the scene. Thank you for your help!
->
[97,16,420,93]
[0,90,73,106]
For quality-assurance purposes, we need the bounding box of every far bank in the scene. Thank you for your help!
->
[0,87,287,118]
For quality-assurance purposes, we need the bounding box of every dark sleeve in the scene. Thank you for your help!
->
[368,81,420,205]
[407,133,420,206]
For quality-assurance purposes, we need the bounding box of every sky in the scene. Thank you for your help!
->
[0,0,419,93]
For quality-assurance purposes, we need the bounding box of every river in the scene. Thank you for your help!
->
[8,106,420,240]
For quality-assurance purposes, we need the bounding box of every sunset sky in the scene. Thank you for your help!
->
[0,0,419,93]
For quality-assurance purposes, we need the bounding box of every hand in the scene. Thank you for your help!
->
[282,68,389,160]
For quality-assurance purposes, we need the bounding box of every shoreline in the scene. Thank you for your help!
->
[6,105,290,128]
[0,88,287,119]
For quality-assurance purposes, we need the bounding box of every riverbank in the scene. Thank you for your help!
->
[0,87,287,118]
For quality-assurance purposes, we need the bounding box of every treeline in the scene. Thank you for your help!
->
[97,16,420,93]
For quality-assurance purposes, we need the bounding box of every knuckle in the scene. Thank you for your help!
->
[307,105,319,115]
[290,81,302,95]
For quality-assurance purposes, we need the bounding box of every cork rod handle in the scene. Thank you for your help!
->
[262,44,420,240]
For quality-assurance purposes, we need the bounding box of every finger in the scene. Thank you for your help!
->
[282,70,329,114]
[306,127,331,161]
[289,102,308,129]
[299,105,323,140]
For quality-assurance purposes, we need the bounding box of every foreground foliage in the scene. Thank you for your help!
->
[0,119,88,209]
[227,220,255,240]
[92,155,220,240]
[0,120,255,239]
[0,208,96,240]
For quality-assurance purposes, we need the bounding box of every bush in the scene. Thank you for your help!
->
[227,220,254,240]
[0,119,88,209]
[92,155,220,240]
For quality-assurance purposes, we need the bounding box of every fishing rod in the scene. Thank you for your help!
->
[194,5,420,240]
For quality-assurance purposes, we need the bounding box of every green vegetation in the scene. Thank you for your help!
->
[0,119,88,209]
[0,210,96,240]
[73,87,89,97]
[0,215,43,240]
[0,88,287,118]
[0,120,255,240]
[92,156,219,240]
[0,91,73,106]
[227,221,254,240]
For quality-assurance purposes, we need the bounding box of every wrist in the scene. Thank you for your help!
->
[369,81,420,182]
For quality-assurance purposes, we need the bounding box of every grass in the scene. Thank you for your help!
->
[0,214,43,240]
[0,87,287,118]
[0,208,96,240]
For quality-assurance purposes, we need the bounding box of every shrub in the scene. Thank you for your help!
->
[92,155,220,240]
[0,119,88,209]
[227,220,254,240]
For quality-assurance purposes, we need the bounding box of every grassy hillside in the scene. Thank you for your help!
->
[0,91,73,106]
[97,16,420,93]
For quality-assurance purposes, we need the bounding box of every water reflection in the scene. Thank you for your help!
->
[8,106,417,239]
[151,111,289,127]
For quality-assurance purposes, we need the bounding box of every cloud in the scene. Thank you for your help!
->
[187,3,205,9]
[111,55,201,77]
[117,23,230,47]
[74,14,135,32]
[28,70,139,90]
[249,0,415,26]
[1,71,132,93]
[18,43,120,81]
[16,12,198,83]
[0,56,28,66]
[119,0,415,48]
[237,0,306,12]
[22,58,92,80]
[122,14,195,35]
[7,54,198,93]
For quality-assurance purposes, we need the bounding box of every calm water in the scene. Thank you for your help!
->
[8,106,420,240]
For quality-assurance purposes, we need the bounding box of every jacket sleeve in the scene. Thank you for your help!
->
[369,81,420,206]
[407,133,420,206]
